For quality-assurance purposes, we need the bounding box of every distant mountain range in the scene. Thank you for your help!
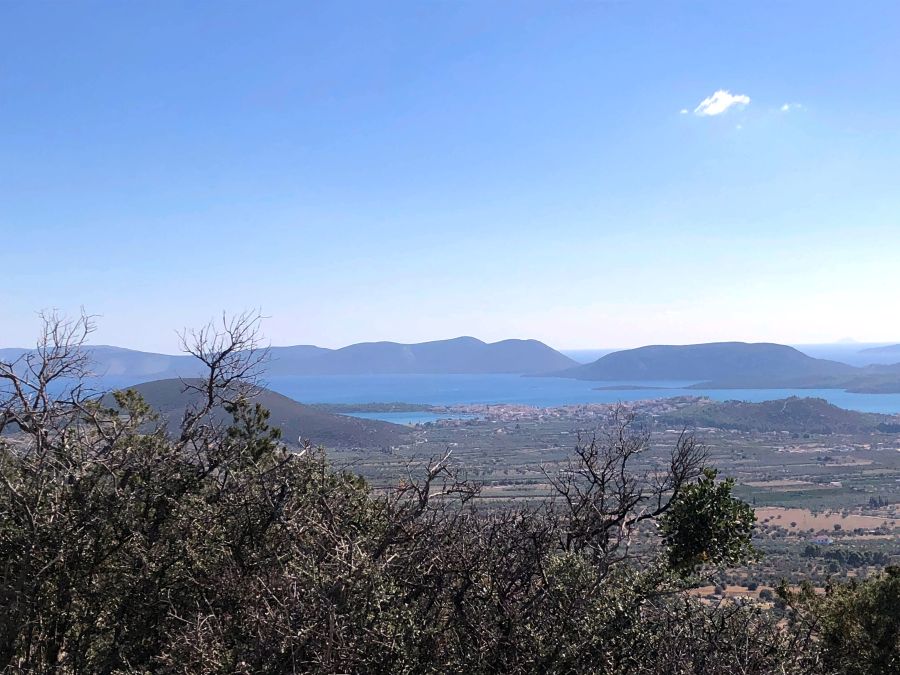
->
[552,342,900,393]
[103,379,409,449]
[5,339,900,393]
[266,337,577,375]
[0,337,577,382]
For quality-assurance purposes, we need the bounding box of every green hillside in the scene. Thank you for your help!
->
[104,379,409,449]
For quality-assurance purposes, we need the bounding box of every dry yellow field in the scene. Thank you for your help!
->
[755,507,892,531]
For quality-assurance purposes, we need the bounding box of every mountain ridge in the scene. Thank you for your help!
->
[1,336,577,381]
[272,337,576,375]
[554,342,858,384]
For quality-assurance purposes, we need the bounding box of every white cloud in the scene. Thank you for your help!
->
[680,108,689,115]
[780,102,803,112]
[694,89,750,116]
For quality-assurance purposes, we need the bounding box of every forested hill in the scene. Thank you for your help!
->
[653,396,900,435]
[103,379,408,449]
[554,342,858,385]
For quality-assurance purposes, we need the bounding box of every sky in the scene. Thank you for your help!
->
[2,1,900,353]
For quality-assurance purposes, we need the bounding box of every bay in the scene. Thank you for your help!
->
[261,374,900,417]
[343,411,476,426]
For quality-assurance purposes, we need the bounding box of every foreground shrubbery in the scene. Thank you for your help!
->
[1,315,897,673]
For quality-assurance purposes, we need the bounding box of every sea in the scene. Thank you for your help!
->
[259,374,900,423]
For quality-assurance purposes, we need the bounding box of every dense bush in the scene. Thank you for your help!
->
[0,315,895,673]
[803,545,892,568]
[780,569,900,675]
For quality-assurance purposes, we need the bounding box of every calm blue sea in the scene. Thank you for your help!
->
[261,374,900,416]
[343,411,476,425]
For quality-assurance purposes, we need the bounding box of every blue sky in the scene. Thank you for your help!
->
[3,1,899,352]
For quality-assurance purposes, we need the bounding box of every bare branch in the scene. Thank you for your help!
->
[176,310,269,446]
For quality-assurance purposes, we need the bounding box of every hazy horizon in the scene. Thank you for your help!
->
[4,2,900,352]
[1,331,897,357]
